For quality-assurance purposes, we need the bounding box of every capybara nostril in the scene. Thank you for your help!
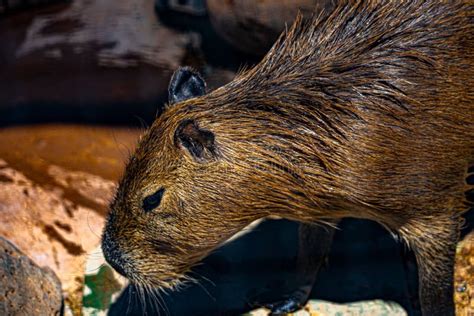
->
[101,232,129,278]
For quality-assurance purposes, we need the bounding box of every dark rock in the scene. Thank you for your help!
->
[0,0,66,15]
[0,236,63,316]
[155,0,206,16]
[207,0,335,55]
[0,0,195,126]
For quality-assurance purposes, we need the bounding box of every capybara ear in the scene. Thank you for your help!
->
[168,67,206,105]
[174,119,218,162]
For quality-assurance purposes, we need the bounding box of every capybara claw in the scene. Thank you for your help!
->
[266,298,304,316]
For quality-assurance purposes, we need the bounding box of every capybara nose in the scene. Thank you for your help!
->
[101,232,128,277]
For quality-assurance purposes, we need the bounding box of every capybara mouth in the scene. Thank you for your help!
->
[102,234,191,289]
[101,233,134,280]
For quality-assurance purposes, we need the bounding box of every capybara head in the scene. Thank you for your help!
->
[101,67,314,289]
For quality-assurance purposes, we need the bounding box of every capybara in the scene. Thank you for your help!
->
[102,1,474,315]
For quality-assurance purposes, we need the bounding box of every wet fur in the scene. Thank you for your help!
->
[102,1,474,315]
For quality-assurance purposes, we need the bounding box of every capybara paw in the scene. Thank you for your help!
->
[266,297,304,315]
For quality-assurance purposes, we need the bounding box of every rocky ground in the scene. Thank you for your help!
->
[0,125,139,315]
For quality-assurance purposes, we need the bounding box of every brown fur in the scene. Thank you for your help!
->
[102,1,473,314]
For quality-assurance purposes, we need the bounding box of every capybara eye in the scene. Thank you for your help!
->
[142,188,165,212]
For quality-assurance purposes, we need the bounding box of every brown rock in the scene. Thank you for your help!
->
[455,231,474,316]
[0,125,140,315]
[0,236,62,316]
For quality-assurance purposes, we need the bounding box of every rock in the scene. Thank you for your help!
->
[0,0,65,15]
[207,0,335,55]
[0,0,195,125]
[0,0,241,126]
[14,0,190,69]
[155,0,206,16]
[455,230,474,315]
[0,124,140,315]
[0,236,63,316]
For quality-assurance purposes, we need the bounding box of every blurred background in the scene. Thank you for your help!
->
[0,1,472,315]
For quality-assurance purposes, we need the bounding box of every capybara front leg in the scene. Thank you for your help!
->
[267,221,337,315]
